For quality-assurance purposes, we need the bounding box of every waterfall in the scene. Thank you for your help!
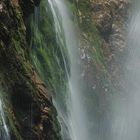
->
[110,1,140,140]
[32,0,90,139]
[32,0,140,140]
[47,0,89,140]
[0,96,10,140]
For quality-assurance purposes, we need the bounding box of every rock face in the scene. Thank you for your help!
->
[75,0,130,90]
[74,0,130,136]
[0,0,131,139]
[0,0,61,139]
[94,0,129,53]
[89,1,131,87]
[20,0,41,16]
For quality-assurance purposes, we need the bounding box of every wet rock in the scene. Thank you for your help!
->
[20,0,41,17]
[0,2,9,23]
[75,0,131,121]
[92,11,113,40]
[0,0,61,139]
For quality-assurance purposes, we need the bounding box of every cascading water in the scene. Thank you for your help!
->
[0,95,10,140]
[32,0,90,139]
[32,0,140,140]
[110,1,140,140]
[47,0,90,140]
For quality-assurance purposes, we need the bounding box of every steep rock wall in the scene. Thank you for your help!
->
[75,0,130,101]
[0,0,61,139]
[0,0,131,139]
[72,0,131,135]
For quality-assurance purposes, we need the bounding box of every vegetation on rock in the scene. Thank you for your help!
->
[0,0,130,139]
[0,0,61,139]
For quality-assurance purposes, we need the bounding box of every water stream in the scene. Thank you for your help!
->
[32,0,90,139]
[47,0,90,140]
[0,95,10,140]
[31,0,140,140]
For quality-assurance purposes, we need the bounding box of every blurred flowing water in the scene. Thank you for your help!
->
[110,1,140,140]
[32,0,91,139]
[0,96,10,140]
[32,0,140,140]
[48,0,90,140]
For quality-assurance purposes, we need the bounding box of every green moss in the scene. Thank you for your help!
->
[31,0,69,96]
[74,0,106,69]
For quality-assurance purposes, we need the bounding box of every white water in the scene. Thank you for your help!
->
[33,0,140,140]
[48,0,90,140]
[110,2,140,140]
[0,98,10,140]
